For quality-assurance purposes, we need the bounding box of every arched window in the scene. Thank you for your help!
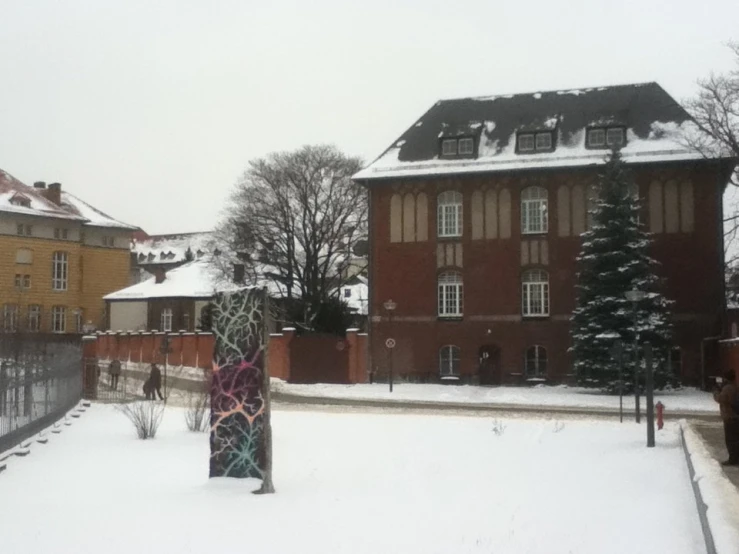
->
[521,269,549,317]
[525,345,547,377]
[521,186,548,234]
[437,191,463,238]
[439,345,461,377]
[438,272,463,317]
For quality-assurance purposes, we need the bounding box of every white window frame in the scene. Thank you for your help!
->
[587,128,606,147]
[521,186,549,234]
[52,306,66,333]
[441,139,457,156]
[458,137,474,155]
[439,345,461,377]
[52,251,68,291]
[161,308,173,332]
[525,345,547,377]
[535,132,553,151]
[606,127,625,147]
[522,269,549,317]
[22,275,31,289]
[3,304,19,332]
[518,133,535,152]
[75,310,83,333]
[28,305,41,332]
[438,272,463,318]
[437,190,463,238]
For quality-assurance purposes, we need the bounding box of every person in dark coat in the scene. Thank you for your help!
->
[108,359,122,391]
[148,363,163,401]
[714,369,739,466]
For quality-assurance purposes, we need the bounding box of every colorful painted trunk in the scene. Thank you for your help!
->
[209,288,266,479]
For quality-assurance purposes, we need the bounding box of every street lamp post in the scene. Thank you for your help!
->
[383,299,397,393]
[625,290,646,424]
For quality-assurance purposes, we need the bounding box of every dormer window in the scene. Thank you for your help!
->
[517,132,554,153]
[442,139,457,156]
[440,137,475,158]
[587,126,626,149]
[10,194,31,208]
[458,137,474,155]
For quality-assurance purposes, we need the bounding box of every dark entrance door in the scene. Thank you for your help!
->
[478,344,501,386]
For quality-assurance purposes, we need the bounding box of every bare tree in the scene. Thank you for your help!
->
[684,42,739,268]
[215,145,366,329]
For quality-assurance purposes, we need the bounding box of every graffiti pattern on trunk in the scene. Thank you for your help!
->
[209,288,266,479]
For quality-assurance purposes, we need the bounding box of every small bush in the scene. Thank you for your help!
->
[184,388,210,433]
[117,401,164,440]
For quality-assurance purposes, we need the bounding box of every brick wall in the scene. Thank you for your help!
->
[90,331,215,369]
[369,161,726,385]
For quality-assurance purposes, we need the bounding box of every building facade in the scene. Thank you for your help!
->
[0,171,137,333]
[354,83,736,386]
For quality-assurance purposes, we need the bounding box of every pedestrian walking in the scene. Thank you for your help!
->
[713,369,739,466]
[148,363,163,401]
[108,359,122,391]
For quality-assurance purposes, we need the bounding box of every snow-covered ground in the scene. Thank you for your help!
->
[273,381,717,413]
[0,404,709,554]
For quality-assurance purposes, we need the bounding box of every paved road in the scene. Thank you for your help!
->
[691,422,739,490]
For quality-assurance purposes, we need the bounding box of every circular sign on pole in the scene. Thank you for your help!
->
[385,338,396,349]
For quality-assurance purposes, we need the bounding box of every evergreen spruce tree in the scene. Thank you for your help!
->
[571,149,674,392]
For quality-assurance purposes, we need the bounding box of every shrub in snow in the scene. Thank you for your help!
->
[571,149,675,393]
[184,386,210,433]
[116,401,164,440]
[491,419,506,436]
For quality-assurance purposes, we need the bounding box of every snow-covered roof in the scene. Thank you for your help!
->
[132,232,213,266]
[60,191,139,230]
[104,260,240,300]
[338,275,368,315]
[0,168,137,229]
[0,169,83,221]
[354,82,736,181]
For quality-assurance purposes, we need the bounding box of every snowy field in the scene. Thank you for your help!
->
[274,381,717,413]
[0,404,708,554]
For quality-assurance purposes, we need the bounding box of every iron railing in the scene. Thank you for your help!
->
[0,333,83,454]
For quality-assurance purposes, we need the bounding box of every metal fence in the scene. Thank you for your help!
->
[0,333,83,454]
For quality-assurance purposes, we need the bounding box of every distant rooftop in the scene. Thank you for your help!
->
[132,231,213,266]
[354,82,734,181]
[0,168,137,230]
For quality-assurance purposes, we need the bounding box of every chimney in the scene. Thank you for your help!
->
[33,181,46,189]
[233,263,245,284]
[45,182,62,205]
[154,268,166,284]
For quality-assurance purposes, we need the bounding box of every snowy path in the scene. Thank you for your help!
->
[273,381,718,415]
[0,405,707,554]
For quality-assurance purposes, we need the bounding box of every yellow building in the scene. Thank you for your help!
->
[0,168,138,333]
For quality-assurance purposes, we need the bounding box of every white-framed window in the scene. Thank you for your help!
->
[51,306,66,333]
[28,305,41,332]
[16,223,32,236]
[161,308,173,332]
[437,190,463,237]
[102,236,115,247]
[606,127,625,147]
[587,128,606,147]
[518,133,535,152]
[441,139,457,156]
[458,137,474,155]
[525,345,547,377]
[439,345,461,377]
[438,272,463,317]
[522,269,549,317]
[75,309,83,333]
[54,228,69,240]
[535,132,553,150]
[521,186,549,234]
[15,274,31,289]
[3,304,19,332]
[344,288,351,298]
[52,251,68,290]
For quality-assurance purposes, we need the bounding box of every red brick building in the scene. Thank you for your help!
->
[354,83,736,386]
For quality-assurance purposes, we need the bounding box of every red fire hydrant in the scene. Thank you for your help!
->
[656,401,665,430]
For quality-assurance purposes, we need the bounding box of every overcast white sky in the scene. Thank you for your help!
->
[1,0,738,234]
